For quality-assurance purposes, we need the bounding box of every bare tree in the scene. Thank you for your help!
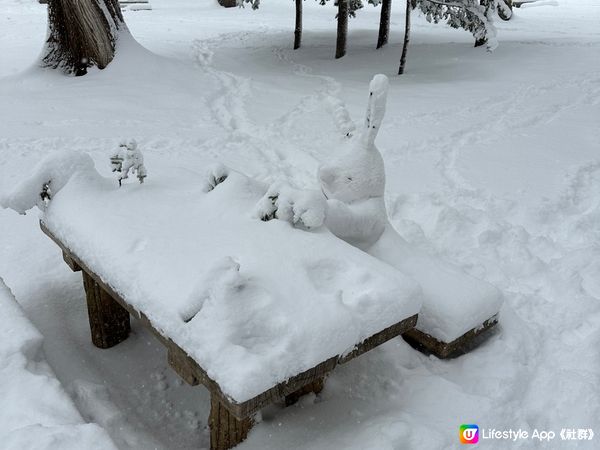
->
[43,0,128,76]
[294,0,303,49]
[376,0,392,49]
[336,0,349,58]
[398,0,411,74]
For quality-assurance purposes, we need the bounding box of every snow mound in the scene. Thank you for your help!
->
[0,151,97,214]
[17,157,422,402]
[370,227,503,342]
[255,182,327,229]
[0,278,116,450]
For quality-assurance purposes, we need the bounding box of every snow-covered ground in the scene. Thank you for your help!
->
[1,0,599,448]
[0,278,117,450]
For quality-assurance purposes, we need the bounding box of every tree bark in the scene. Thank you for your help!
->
[376,0,392,49]
[335,0,349,59]
[44,0,126,75]
[398,0,411,74]
[498,0,513,21]
[294,0,303,50]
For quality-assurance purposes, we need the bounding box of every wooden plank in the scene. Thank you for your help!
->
[338,315,418,364]
[41,220,419,419]
[168,346,200,386]
[285,376,325,406]
[209,394,253,450]
[82,271,131,349]
[402,316,498,359]
[62,250,81,272]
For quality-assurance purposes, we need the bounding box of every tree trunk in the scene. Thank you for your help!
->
[498,0,513,21]
[44,0,126,76]
[294,0,302,50]
[376,0,392,49]
[335,0,349,59]
[398,0,411,74]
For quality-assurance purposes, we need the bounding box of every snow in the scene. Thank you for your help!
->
[370,226,503,342]
[1,0,599,448]
[318,75,388,249]
[0,278,117,450]
[255,181,327,228]
[110,139,147,185]
[318,73,502,342]
[10,155,421,402]
[1,150,95,214]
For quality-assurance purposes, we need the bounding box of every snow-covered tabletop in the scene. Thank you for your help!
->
[0,279,116,450]
[7,152,422,404]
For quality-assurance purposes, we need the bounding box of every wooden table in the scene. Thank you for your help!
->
[41,222,418,450]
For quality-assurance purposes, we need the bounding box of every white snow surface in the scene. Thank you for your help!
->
[1,0,599,448]
[319,73,502,342]
[370,226,503,342]
[1,150,95,214]
[0,278,117,450]
[28,160,421,402]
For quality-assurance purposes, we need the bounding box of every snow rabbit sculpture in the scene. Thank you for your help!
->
[318,74,389,250]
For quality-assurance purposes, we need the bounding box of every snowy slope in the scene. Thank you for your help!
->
[0,279,117,450]
[1,0,599,448]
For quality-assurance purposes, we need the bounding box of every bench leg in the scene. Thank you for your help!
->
[284,377,326,406]
[209,395,253,450]
[82,271,130,349]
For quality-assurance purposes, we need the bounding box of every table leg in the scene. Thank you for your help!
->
[284,377,326,406]
[82,271,130,349]
[209,395,253,450]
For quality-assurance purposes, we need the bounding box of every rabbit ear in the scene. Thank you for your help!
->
[362,74,389,148]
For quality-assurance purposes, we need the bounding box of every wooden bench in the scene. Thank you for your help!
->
[402,316,498,359]
[41,221,418,450]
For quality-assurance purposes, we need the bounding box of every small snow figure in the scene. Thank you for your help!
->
[110,139,147,186]
[318,74,389,249]
[203,163,229,192]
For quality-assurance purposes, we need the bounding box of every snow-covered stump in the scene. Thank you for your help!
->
[209,397,254,450]
[44,0,126,76]
[82,271,131,349]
